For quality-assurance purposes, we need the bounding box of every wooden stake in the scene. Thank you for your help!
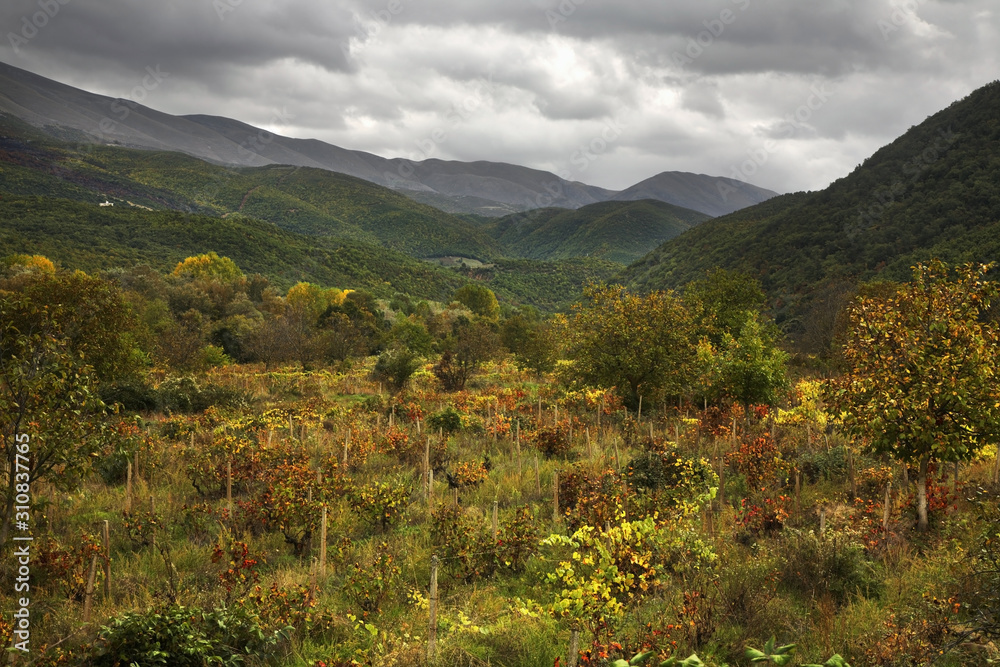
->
[953,461,959,492]
[553,471,560,522]
[637,395,642,422]
[343,431,350,466]
[226,460,233,517]
[568,628,580,667]
[882,484,891,532]
[534,455,541,496]
[289,414,295,439]
[428,469,434,502]
[428,555,439,661]
[102,520,111,599]
[134,450,140,485]
[994,445,1000,484]
[586,428,592,458]
[819,508,827,536]
[614,441,621,471]
[126,461,132,512]
[492,500,498,539]
[83,554,98,622]
[794,470,801,513]
[320,506,327,578]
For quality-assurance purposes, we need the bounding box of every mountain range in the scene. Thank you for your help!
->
[0,60,776,218]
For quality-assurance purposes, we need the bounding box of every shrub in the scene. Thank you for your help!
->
[90,604,292,666]
[427,405,463,434]
[534,424,572,459]
[778,530,882,605]
[371,347,421,391]
[343,542,401,616]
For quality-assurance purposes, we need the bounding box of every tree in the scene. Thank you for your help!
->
[566,284,697,410]
[712,314,788,410]
[828,261,1000,531]
[684,268,767,346]
[501,313,557,376]
[0,294,103,547]
[433,318,501,391]
[2,270,145,385]
[172,252,243,283]
[452,284,500,320]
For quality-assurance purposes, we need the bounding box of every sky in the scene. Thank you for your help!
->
[1,0,998,194]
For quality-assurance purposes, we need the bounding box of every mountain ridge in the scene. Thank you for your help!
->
[0,60,777,218]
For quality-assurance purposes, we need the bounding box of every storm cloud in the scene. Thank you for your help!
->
[2,0,997,192]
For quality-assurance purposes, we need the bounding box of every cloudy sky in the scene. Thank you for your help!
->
[1,0,997,193]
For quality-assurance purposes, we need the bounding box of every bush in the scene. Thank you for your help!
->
[534,425,572,459]
[156,376,246,413]
[371,347,421,391]
[99,382,158,412]
[427,405,463,434]
[778,530,882,605]
[91,604,292,666]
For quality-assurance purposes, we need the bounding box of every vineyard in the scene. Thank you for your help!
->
[0,256,999,666]
[1,360,998,666]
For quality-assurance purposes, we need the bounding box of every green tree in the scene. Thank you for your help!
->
[828,261,1000,531]
[433,318,501,391]
[566,284,697,410]
[0,294,103,546]
[713,314,789,410]
[685,268,767,346]
[501,313,557,376]
[452,284,500,320]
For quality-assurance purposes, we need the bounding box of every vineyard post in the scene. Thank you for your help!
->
[83,554,98,622]
[637,395,642,422]
[586,428,592,459]
[126,461,133,512]
[953,461,959,492]
[552,470,559,523]
[882,484,891,532]
[820,507,827,536]
[568,626,580,667]
[343,431,350,466]
[534,455,541,496]
[794,470,801,514]
[428,555,439,662]
[134,450,140,486]
[289,414,294,440]
[226,460,233,518]
[320,506,328,578]
[424,437,431,500]
[428,469,434,503]
[492,500,498,539]
[102,520,111,599]
[994,445,1000,484]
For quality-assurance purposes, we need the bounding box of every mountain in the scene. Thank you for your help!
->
[622,79,1000,344]
[485,199,710,264]
[612,171,777,217]
[0,117,501,261]
[0,60,774,218]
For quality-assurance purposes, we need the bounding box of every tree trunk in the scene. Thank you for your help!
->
[916,456,929,532]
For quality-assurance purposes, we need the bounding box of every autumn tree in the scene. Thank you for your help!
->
[501,312,557,376]
[565,284,697,410]
[172,251,244,283]
[828,261,1000,531]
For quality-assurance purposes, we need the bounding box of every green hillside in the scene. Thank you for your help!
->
[622,80,1000,334]
[487,199,710,264]
[0,118,500,261]
[0,195,469,298]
